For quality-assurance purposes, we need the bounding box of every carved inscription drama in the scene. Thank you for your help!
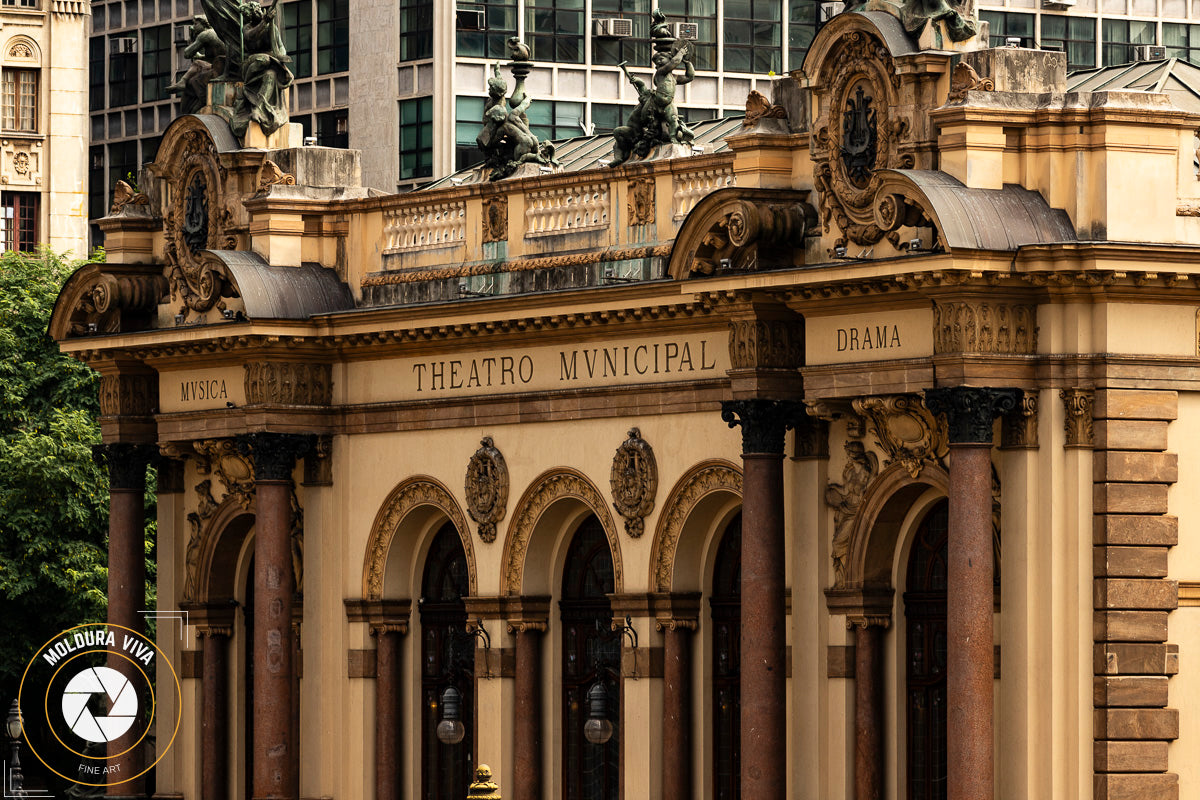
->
[353,333,728,403]
[837,324,901,353]
[806,308,933,366]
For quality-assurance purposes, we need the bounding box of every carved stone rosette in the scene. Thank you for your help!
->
[932,300,1038,354]
[466,437,509,543]
[809,30,911,248]
[851,395,948,478]
[610,428,658,538]
[627,178,656,226]
[1061,389,1095,448]
[482,196,508,244]
[244,362,333,406]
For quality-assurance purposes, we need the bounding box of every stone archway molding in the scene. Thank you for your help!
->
[500,468,622,596]
[362,476,478,600]
[649,459,743,593]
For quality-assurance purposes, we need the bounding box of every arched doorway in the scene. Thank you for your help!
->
[561,515,619,800]
[710,512,741,800]
[420,522,473,799]
[903,500,948,800]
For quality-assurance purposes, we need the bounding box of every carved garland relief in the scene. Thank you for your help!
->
[465,436,509,544]
[650,461,742,592]
[501,470,622,596]
[610,428,657,538]
[363,477,477,600]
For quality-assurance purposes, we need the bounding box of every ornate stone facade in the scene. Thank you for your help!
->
[465,437,509,544]
[610,428,658,538]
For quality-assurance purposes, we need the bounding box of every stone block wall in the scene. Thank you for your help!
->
[1093,389,1180,799]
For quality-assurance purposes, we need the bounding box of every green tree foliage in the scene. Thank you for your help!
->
[0,249,156,711]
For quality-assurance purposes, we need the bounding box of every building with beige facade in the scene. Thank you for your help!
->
[0,0,89,255]
[38,5,1200,800]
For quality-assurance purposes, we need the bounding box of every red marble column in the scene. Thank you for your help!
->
[722,399,797,800]
[238,433,312,800]
[924,387,1019,800]
[101,442,153,797]
[660,619,696,800]
[512,621,546,800]
[373,623,406,800]
[852,620,885,800]
[200,626,231,800]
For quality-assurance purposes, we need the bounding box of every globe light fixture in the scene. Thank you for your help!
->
[436,686,466,745]
[582,682,614,745]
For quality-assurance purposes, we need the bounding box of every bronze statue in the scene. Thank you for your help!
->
[610,31,695,167]
[476,49,557,181]
[167,16,227,114]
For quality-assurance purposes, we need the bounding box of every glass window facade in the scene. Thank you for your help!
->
[316,0,348,74]
[108,39,138,108]
[1165,22,1200,65]
[1041,15,1097,70]
[283,1,313,78]
[399,96,433,180]
[527,0,584,63]
[457,0,518,59]
[1102,18,1155,66]
[788,0,817,72]
[399,0,433,61]
[659,0,716,70]
[593,0,651,67]
[456,96,485,170]
[592,102,636,134]
[723,0,781,74]
[141,25,172,102]
[526,99,584,142]
[316,108,348,148]
[0,192,38,252]
[979,11,1034,47]
[89,36,105,112]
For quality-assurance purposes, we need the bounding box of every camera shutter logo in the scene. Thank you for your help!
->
[60,666,138,743]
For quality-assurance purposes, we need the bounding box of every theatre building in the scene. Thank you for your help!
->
[49,8,1200,800]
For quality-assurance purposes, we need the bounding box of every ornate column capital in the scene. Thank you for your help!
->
[847,615,891,630]
[236,432,315,483]
[369,622,409,637]
[95,442,157,490]
[655,617,699,632]
[721,398,803,455]
[923,387,1022,445]
[1061,388,1095,449]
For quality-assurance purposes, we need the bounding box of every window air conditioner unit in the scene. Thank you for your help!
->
[456,8,485,30]
[173,24,191,46]
[109,37,138,55]
[671,22,699,40]
[593,18,633,38]
[819,2,845,23]
[1134,44,1167,61]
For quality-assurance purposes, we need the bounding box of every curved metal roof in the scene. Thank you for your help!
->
[876,170,1077,251]
[206,251,355,318]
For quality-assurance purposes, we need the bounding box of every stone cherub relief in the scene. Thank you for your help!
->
[175,0,294,137]
[611,9,696,167]
[825,440,879,586]
[476,38,557,181]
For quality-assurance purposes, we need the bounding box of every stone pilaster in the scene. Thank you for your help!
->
[1092,390,1180,800]
[506,598,550,800]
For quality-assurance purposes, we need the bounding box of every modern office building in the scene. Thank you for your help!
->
[0,0,89,255]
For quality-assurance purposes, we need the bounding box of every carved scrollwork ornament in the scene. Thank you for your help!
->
[851,395,948,479]
[466,437,509,544]
[1061,389,1095,448]
[194,438,256,508]
[610,428,658,538]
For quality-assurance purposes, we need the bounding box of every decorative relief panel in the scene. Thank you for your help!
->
[243,361,332,406]
[382,200,466,253]
[610,428,657,538]
[851,395,948,479]
[524,182,609,237]
[465,436,509,544]
[98,373,158,417]
[1,140,41,188]
[728,317,805,370]
[481,196,508,243]
[627,178,656,226]
[1061,388,1095,448]
[932,300,1038,354]
[194,438,255,509]
[825,441,878,587]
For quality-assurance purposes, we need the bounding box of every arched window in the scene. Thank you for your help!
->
[904,501,948,800]
[420,522,473,800]
[710,512,741,800]
[561,515,619,800]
